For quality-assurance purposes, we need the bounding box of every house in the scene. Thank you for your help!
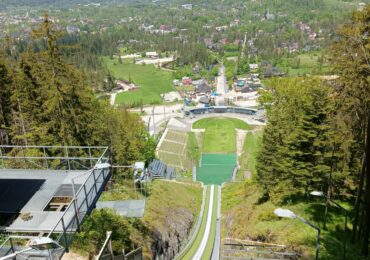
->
[173,79,180,86]
[182,76,192,85]
[236,79,246,88]
[66,25,80,34]
[230,19,239,27]
[215,25,228,32]
[358,2,366,11]
[220,38,227,45]
[114,80,138,92]
[181,4,193,10]
[240,86,253,93]
[146,51,158,59]
[196,81,211,94]
[203,38,214,46]
[249,63,259,71]
[159,25,175,33]
[198,96,210,105]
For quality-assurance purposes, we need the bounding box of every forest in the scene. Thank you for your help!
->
[0,17,156,167]
[0,0,369,258]
[255,6,370,257]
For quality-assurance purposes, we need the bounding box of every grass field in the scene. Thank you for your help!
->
[237,131,262,180]
[103,57,174,106]
[277,52,332,76]
[192,117,251,153]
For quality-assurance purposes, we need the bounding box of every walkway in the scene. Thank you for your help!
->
[215,65,228,106]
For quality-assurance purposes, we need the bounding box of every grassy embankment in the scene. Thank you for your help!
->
[72,180,202,258]
[222,130,363,259]
[192,117,251,153]
[143,180,203,258]
[102,57,174,106]
[237,131,262,180]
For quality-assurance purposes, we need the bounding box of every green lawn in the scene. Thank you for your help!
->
[277,52,332,76]
[237,131,262,180]
[192,117,251,153]
[103,57,174,106]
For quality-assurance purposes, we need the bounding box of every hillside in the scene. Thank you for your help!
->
[72,180,203,259]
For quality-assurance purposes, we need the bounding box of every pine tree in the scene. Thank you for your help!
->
[0,55,12,129]
[329,5,370,255]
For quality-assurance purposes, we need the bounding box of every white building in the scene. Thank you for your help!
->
[182,4,193,10]
[145,51,158,58]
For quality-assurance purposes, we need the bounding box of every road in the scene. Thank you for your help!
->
[178,185,220,260]
[216,65,228,106]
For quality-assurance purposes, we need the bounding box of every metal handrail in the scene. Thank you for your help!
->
[0,145,108,149]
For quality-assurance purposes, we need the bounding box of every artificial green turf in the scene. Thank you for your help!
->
[197,154,236,185]
[192,117,251,153]
[102,57,174,105]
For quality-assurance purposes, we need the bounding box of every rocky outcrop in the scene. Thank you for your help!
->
[150,208,194,259]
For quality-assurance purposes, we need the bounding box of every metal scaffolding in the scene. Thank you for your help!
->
[0,145,111,260]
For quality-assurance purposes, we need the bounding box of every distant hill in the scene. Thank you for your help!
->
[0,0,151,8]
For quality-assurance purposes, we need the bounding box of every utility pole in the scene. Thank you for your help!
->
[152,106,155,133]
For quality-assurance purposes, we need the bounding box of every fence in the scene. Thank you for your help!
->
[0,145,109,170]
[0,145,111,259]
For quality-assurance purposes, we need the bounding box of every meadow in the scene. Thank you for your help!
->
[192,117,251,153]
[103,57,174,106]
[277,52,332,76]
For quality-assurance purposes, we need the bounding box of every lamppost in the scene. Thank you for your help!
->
[274,208,321,260]
[310,190,349,260]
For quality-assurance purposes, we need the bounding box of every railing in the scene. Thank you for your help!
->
[0,145,111,259]
[0,145,109,170]
[48,166,111,255]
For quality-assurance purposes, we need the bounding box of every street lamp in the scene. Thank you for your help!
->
[274,208,321,260]
[310,190,349,260]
